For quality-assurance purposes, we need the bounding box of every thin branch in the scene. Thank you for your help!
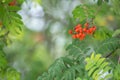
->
[105,48,118,58]
[105,51,113,58]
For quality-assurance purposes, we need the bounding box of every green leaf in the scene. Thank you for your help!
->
[85,53,112,80]
[93,27,113,40]
[0,51,7,70]
[113,64,120,80]
[112,29,120,37]
[72,5,95,21]
[85,58,90,62]
[90,52,95,60]
[8,6,21,11]
[6,67,20,80]
[76,77,82,80]
[95,37,120,54]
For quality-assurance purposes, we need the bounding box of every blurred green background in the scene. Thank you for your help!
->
[3,0,120,80]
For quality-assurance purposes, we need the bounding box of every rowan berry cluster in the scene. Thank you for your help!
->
[68,22,96,40]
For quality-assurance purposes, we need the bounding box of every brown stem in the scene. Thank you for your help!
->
[105,48,118,58]
[105,52,113,58]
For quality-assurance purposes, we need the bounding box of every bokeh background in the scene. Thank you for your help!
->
[3,0,119,80]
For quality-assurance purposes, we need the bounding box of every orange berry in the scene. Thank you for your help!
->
[92,26,96,31]
[77,24,82,28]
[79,33,86,40]
[78,33,82,37]
[79,36,84,40]
[75,28,79,32]
[9,0,16,6]
[68,30,73,34]
[72,35,77,39]
[81,33,85,38]
[89,28,93,33]
[83,28,87,32]
[86,28,93,35]
[74,26,78,30]
[76,34,79,38]
[86,30,90,34]
[79,28,83,33]
[75,24,82,30]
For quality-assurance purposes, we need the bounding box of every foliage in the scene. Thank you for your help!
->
[0,0,24,79]
[72,5,95,21]
[93,27,113,40]
[0,67,19,79]
[95,37,120,55]
[37,57,86,80]
[111,0,120,16]
[113,64,120,80]
[0,0,24,41]
[112,29,120,37]
[0,0,120,80]
[37,0,120,80]
[85,53,112,80]
[0,51,7,70]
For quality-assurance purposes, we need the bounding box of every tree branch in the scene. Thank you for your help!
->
[105,48,118,58]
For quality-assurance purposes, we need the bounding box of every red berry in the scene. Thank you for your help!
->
[72,35,77,39]
[79,28,83,33]
[75,24,82,30]
[77,24,82,28]
[76,34,79,38]
[71,23,96,40]
[75,28,79,32]
[9,0,16,6]
[79,36,84,40]
[81,33,85,38]
[86,30,90,34]
[78,33,82,37]
[92,26,96,31]
[89,28,93,33]
[86,28,93,35]
[74,26,78,30]
[84,22,89,28]
[68,30,73,34]
[83,28,87,32]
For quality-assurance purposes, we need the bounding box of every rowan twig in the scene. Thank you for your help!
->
[105,48,118,58]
